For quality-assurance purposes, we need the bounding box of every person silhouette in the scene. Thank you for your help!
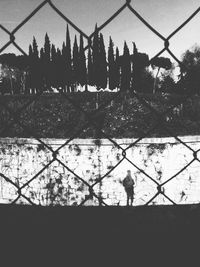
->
[123,170,135,206]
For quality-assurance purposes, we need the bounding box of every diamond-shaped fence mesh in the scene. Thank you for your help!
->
[0,0,200,206]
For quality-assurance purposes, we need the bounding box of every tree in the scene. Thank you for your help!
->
[29,45,33,59]
[92,24,100,89]
[115,47,120,90]
[139,69,154,93]
[31,37,40,93]
[27,47,33,93]
[120,41,131,92]
[62,42,66,58]
[56,48,65,91]
[151,56,172,94]
[87,48,94,86]
[32,37,39,60]
[64,25,72,92]
[40,47,45,61]
[51,44,57,64]
[44,33,51,63]
[28,37,42,94]
[108,38,121,91]
[39,47,45,91]
[181,46,200,69]
[78,34,87,90]
[0,53,28,95]
[72,35,79,91]
[51,44,57,88]
[98,33,107,89]
[159,74,176,94]
[180,45,200,95]
[0,63,14,94]
[108,37,115,90]
[131,42,150,93]
[43,33,51,90]
[15,55,29,94]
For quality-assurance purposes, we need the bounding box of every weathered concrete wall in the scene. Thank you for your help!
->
[0,136,200,205]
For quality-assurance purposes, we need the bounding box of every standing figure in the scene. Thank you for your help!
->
[123,170,135,206]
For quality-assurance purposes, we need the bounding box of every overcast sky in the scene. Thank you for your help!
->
[0,0,200,62]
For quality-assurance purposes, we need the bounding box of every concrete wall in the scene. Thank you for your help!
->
[0,136,200,206]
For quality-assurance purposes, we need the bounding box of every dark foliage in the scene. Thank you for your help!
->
[0,25,176,95]
[120,42,131,92]
[1,92,199,138]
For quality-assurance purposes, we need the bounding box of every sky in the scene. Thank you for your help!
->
[0,0,200,65]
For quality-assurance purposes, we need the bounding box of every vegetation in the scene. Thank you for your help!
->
[0,24,177,96]
[178,45,200,95]
[1,91,200,138]
[1,26,200,139]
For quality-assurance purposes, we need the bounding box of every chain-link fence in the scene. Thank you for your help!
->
[0,0,200,206]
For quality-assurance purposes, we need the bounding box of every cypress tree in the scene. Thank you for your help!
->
[92,24,100,89]
[72,35,79,91]
[99,33,107,89]
[29,45,33,58]
[62,42,66,58]
[32,37,39,60]
[131,42,150,92]
[40,48,45,62]
[39,47,45,90]
[44,33,51,63]
[131,42,139,92]
[51,44,57,62]
[43,33,51,90]
[65,24,72,92]
[115,47,120,90]
[28,37,40,94]
[121,41,131,92]
[79,34,87,89]
[87,48,94,86]
[56,47,65,91]
[133,42,138,54]
[33,37,42,93]
[51,44,57,88]
[57,48,61,58]
[61,42,68,92]
[108,36,115,90]
[27,45,33,94]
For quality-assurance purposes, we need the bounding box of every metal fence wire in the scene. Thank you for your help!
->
[0,0,200,206]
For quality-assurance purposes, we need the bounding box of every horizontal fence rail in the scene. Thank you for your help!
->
[0,0,200,206]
